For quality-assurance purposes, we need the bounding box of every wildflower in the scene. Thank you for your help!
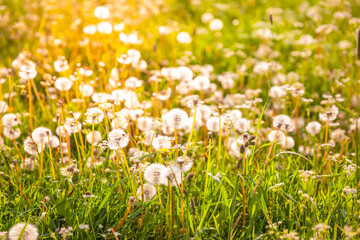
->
[111,117,128,130]
[164,108,189,129]
[176,31,192,44]
[273,115,294,131]
[281,136,295,149]
[152,135,173,150]
[298,170,315,182]
[206,116,225,133]
[209,19,223,31]
[143,163,168,185]
[170,156,193,172]
[23,136,40,155]
[268,130,285,142]
[21,157,36,171]
[306,121,321,135]
[79,83,94,97]
[268,182,284,191]
[330,128,346,142]
[137,183,156,201]
[55,77,73,91]
[50,136,60,148]
[56,227,73,239]
[53,57,69,72]
[86,131,102,144]
[1,113,21,127]
[94,6,110,19]
[92,92,111,103]
[108,129,129,150]
[165,165,182,186]
[85,107,105,124]
[64,118,82,134]
[4,127,21,140]
[32,127,52,145]
[201,13,214,23]
[191,75,210,91]
[79,224,89,230]
[97,21,112,34]
[319,105,339,122]
[312,223,330,234]
[8,222,38,240]
[0,101,8,113]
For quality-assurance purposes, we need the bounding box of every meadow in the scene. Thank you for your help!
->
[0,0,360,239]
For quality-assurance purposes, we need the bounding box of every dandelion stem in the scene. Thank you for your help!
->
[47,135,56,180]
[12,139,24,161]
[218,111,222,169]
[252,129,279,194]
[90,123,95,179]
[27,80,33,129]
[184,105,197,158]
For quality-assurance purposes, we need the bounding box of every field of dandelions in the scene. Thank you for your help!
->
[0,0,360,239]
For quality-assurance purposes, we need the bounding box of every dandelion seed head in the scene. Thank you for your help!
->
[143,163,168,185]
[4,127,21,140]
[108,129,129,149]
[94,6,110,19]
[305,121,321,135]
[86,130,102,144]
[273,115,293,131]
[137,183,156,201]
[8,222,38,240]
[55,77,73,91]
[2,113,21,128]
[32,127,52,145]
[164,108,189,129]
[85,107,105,124]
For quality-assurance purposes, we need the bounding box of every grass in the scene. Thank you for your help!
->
[0,0,359,239]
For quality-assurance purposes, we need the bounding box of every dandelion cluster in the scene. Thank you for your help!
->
[0,0,359,239]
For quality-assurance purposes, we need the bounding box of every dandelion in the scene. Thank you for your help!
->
[164,108,189,129]
[32,127,52,145]
[53,57,69,72]
[50,136,60,148]
[8,222,38,240]
[281,136,295,149]
[108,129,129,150]
[21,157,36,171]
[273,115,294,131]
[191,75,211,91]
[268,130,285,142]
[55,77,73,91]
[306,121,321,135]
[79,83,94,97]
[137,183,156,201]
[206,116,224,133]
[85,107,105,124]
[97,21,112,34]
[1,113,21,128]
[64,118,82,134]
[152,135,173,150]
[201,13,214,23]
[0,101,8,113]
[143,163,168,185]
[209,19,223,31]
[86,131,102,144]
[79,224,89,230]
[4,127,21,140]
[319,105,339,122]
[330,128,346,142]
[176,32,192,44]
[94,6,110,19]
